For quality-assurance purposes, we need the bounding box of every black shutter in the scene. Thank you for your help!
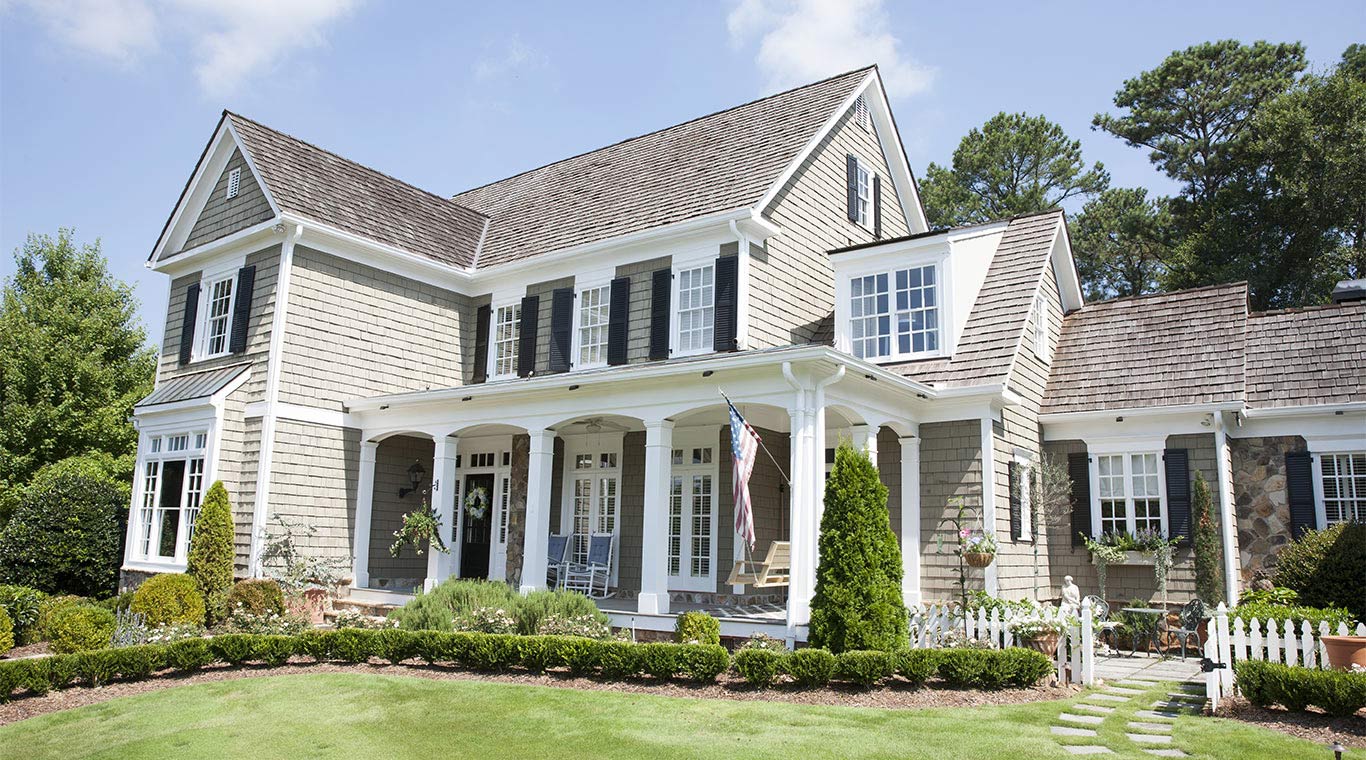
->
[607,276,630,366]
[548,287,574,373]
[517,295,539,378]
[845,154,859,222]
[1164,449,1192,546]
[1286,451,1318,539]
[648,268,671,361]
[713,256,738,353]
[872,175,882,239]
[1068,452,1091,547]
[228,265,255,355]
[178,282,200,366]
[1008,460,1022,541]
[471,304,491,384]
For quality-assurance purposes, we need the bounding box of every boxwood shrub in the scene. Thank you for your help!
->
[674,611,720,645]
[332,628,377,664]
[835,650,895,687]
[638,642,678,680]
[47,603,115,653]
[676,644,729,681]
[165,638,213,671]
[209,633,257,665]
[785,648,836,687]
[733,648,784,687]
[893,649,937,686]
[1235,660,1366,717]
[375,628,419,665]
[131,573,205,627]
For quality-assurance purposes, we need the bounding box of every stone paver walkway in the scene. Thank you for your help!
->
[1049,675,1205,757]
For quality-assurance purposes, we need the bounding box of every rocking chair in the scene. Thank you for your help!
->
[725,541,791,588]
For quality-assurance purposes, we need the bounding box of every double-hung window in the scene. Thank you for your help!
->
[491,303,521,378]
[676,264,714,354]
[1094,452,1164,538]
[1321,451,1366,525]
[848,263,940,360]
[850,273,890,359]
[894,265,938,354]
[201,274,236,358]
[577,284,610,367]
[136,430,209,563]
[854,160,872,228]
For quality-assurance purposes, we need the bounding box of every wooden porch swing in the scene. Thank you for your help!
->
[725,541,791,588]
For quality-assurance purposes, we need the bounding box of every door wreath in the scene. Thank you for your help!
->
[464,486,490,521]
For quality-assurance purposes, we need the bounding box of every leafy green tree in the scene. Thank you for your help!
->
[187,481,236,625]
[0,450,132,529]
[1191,473,1223,606]
[920,112,1109,228]
[1071,188,1173,300]
[809,443,906,653]
[0,230,155,489]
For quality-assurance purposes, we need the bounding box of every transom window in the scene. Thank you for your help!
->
[1322,452,1366,525]
[1095,453,1164,539]
[492,303,521,377]
[136,430,209,563]
[577,285,610,367]
[202,275,235,358]
[676,265,714,354]
[848,264,940,360]
[854,160,871,227]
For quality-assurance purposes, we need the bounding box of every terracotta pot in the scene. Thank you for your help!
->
[1321,635,1366,671]
[1024,631,1061,657]
[964,552,995,568]
[287,588,330,625]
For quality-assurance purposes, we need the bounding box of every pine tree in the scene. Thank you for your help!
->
[809,442,907,653]
[1192,473,1224,605]
[187,481,236,625]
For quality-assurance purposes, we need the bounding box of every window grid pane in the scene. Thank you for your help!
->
[577,285,610,366]
[850,273,890,359]
[139,461,160,557]
[1323,452,1366,525]
[498,476,510,544]
[690,475,712,577]
[493,304,521,376]
[205,277,234,356]
[894,265,938,354]
[668,476,683,575]
[677,265,714,352]
[855,164,871,226]
[572,478,592,563]
[183,458,206,542]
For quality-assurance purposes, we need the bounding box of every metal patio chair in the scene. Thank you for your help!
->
[1167,599,1207,659]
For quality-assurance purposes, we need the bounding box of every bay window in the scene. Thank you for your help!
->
[135,430,209,563]
[1094,452,1165,538]
[1321,451,1366,525]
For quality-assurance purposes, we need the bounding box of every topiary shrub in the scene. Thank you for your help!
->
[297,630,338,662]
[1273,521,1366,622]
[332,628,377,663]
[835,650,894,687]
[0,608,13,654]
[785,648,836,687]
[598,641,645,679]
[388,578,518,632]
[559,636,603,675]
[131,573,205,627]
[520,635,561,673]
[462,632,522,671]
[734,648,784,687]
[809,443,907,653]
[638,642,678,680]
[936,649,989,688]
[0,584,46,644]
[187,482,236,625]
[225,579,285,617]
[165,638,212,671]
[0,466,125,598]
[111,644,165,679]
[674,610,720,645]
[1192,473,1223,605]
[893,649,938,686]
[256,635,297,667]
[47,604,115,653]
[374,628,419,665]
[1000,648,1053,687]
[72,649,120,686]
[34,594,87,642]
[676,644,729,681]
[514,589,609,635]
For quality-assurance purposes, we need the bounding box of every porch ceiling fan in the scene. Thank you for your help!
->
[571,417,625,433]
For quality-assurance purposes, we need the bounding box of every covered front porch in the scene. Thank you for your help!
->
[345,346,934,637]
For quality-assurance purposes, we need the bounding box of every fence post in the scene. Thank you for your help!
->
[1204,636,1220,710]
[1267,618,1280,664]
[1081,598,1094,686]
[1300,621,1315,669]
[1216,602,1233,692]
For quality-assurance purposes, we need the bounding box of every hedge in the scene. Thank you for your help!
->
[0,631,1054,703]
[1235,660,1366,717]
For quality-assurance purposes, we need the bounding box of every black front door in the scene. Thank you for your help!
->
[460,473,495,579]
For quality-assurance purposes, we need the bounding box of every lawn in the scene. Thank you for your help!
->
[0,673,1353,760]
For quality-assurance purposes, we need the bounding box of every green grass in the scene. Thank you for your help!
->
[0,673,1353,760]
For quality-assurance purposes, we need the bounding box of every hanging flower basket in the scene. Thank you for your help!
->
[963,551,995,568]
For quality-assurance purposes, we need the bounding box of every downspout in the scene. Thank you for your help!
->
[728,219,752,351]
[248,222,303,576]
[1213,412,1241,606]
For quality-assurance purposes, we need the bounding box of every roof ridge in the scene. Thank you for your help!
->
[1081,281,1249,310]
[450,65,877,201]
[225,110,487,221]
[1250,300,1364,318]
[828,208,1061,255]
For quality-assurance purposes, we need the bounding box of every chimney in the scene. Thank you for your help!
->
[1331,279,1366,304]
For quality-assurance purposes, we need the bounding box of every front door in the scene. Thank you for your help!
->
[460,473,495,580]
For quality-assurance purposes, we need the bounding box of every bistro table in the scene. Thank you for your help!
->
[1120,607,1165,656]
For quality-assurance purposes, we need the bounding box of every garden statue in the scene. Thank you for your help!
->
[1060,575,1080,615]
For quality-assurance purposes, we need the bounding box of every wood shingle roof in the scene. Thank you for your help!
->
[1245,300,1366,409]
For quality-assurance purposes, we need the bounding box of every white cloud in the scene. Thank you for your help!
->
[4,0,357,97]
[727,0,935,99]
[473,35,548,83]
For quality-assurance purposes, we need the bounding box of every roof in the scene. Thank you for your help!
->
[451,67,874,268]
[881,211,1063,388]
[221,112,488,268]
[1245,301,1366,409]
[137,364,250,408]
[1040,283,1249,415]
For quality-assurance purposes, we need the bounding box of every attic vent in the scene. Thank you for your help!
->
[854,95,870,130]
[226,168,241,200]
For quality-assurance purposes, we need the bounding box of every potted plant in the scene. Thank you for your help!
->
[1321,635,1366,671]
[960,528,997,568]
[1009,614,1071,657]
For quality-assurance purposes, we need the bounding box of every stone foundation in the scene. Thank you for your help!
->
[1230,435,1303,582]
[118,568,158,593]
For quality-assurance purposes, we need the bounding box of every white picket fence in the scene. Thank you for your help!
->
[908,600,1096,685]
[1203,602,1366,709]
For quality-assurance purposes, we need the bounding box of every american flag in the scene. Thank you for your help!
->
[728,397,760,551]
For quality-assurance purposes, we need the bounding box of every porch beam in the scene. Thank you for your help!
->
[428,435,458,589]
[639,419,675,614]
[520,429,556,593]
[351,441,378,588]
[900,432,921,606]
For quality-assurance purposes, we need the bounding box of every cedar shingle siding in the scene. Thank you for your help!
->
[184,148,273,251]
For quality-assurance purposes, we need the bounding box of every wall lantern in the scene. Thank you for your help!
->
[399,460,426,499]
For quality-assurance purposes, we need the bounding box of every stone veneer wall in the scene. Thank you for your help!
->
[1229,435,1304,583]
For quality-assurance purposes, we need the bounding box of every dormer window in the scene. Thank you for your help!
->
[848,263,940,361]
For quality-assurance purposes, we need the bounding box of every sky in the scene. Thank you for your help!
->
[1,0,1361,343]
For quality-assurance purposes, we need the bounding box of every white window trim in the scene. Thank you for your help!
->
[487,299,522,380]
[670,261,716,358]
[667,427,719,593]
[191,256,244,363]
[1314,450,1366,527]
[841,255,947,363]
[1031,290,1049,360]
[853,158,872,229]
[559,432,625,586]
[572,280,612,370]
[1014,450,1034,541]
[128,422,213,568]
[1088,451,1169,539]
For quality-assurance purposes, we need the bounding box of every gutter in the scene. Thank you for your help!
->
[1038,401,1246,424]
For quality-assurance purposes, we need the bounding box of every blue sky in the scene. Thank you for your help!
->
[1,0,1360,340]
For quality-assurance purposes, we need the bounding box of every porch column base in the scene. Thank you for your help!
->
[637,592,669,615]
[519,429,555,594]
[351,441,379,589]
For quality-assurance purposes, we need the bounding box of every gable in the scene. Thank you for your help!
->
[184,147,274,252]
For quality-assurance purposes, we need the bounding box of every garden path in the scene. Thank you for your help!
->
[1050,677,1206,756]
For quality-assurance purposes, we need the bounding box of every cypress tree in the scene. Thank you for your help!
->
[1192,472,1223,605]
[187,481,236,625]
[809,442,907,653]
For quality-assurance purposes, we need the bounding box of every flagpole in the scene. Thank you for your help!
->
[720,388,790,485]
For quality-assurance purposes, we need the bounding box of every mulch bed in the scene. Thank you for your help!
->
[0,643,51,660]
[0,658,1077,726]
[1215,695,1366,748]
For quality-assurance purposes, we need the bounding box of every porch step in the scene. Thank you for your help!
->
[327,598,401,621]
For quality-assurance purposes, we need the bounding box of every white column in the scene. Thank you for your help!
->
[351,440,378,588]
[979,415,1000,596]
[786,400,808,629]
[639,420,675,614]
[427,435,458,590]
[864,426,879,464]
[900,432,922,607]
[1213,413,1241,606]
[520,429,556,593]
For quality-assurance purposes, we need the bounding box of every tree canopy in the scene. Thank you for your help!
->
[1071,188,1172,301]
[0,230,155,489]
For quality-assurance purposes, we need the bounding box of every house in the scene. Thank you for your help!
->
[122,66,1366,640]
